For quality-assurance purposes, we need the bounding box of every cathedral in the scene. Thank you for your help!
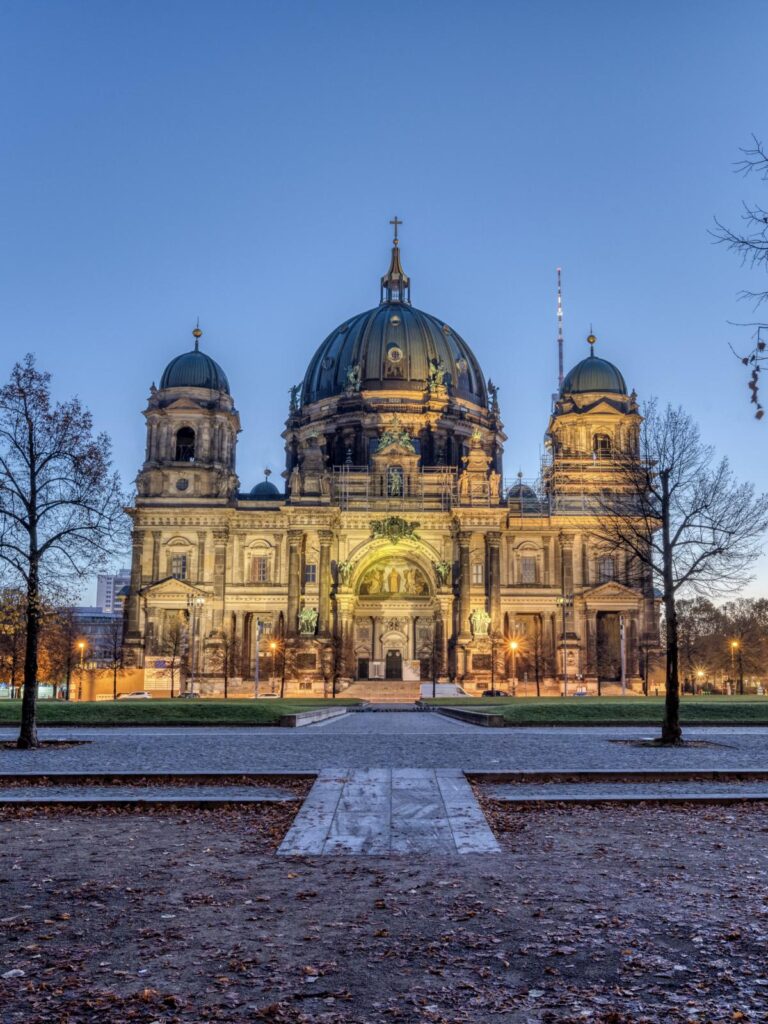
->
[123,226,658,696]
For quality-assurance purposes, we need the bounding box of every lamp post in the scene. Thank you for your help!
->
[731,640,743,695]
[186,595,205,695]
[730,640,739,696]
[270,641,277,692]
[556,594,573,696]
[696,669,704,695]
[253,618,263,698]
[77,641,85,701]
[509,640,519,696]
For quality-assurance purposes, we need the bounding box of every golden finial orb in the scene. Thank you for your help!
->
[587,333,597,347]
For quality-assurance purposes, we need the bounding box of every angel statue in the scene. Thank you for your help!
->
[345,363,361,393]
[289,383,302,413]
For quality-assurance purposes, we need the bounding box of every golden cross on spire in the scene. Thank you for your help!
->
[390,215,403,245]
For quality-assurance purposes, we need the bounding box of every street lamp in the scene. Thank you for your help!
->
[696,669,704,694]
[730,640,743,695]
[730,640,738,696]
[269,641,277,691]
[509,640,519,695]
[77,641,85,701]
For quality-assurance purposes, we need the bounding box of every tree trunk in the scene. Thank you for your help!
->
[18,564,40,749]
[660,470,682,744]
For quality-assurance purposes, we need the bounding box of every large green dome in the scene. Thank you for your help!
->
[160,331,230,393]
[302,301,487,407]
[561,350,626,396]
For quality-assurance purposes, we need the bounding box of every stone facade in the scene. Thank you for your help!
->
[124,240,658,696]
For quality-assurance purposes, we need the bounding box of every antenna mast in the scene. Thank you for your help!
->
[557,267,564,389]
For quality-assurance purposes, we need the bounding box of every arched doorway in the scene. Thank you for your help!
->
[350,555,438,682]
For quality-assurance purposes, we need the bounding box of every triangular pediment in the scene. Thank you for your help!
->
[164,397,203,411]
[375,439,419,457]
[141,576,205,599]
[585,581,639,601]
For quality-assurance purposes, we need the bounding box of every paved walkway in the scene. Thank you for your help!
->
[278,768,500,856]
[3,713,768,773]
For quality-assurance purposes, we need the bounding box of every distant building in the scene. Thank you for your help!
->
[96,569,131,614]
[73,607,123,667]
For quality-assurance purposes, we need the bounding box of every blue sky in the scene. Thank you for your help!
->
[2,1,767,595]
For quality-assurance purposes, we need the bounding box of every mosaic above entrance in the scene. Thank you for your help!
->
[358,560,430,597]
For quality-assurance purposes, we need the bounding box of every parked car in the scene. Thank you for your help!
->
[175,691,201,699]
[482,689,509,697]
[118,691,152,700]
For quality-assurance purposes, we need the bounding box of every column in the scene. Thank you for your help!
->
[286,530,303,637]
[151,531,161,583]
[212,529,228,631]
[197,531,207,583]
[585,610,598,677]
[125,528,145,644]
[458,531,472,638]
[486,531,502,633]
[317,530,332,635]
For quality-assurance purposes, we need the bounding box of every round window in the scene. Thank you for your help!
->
[387,346,403,363]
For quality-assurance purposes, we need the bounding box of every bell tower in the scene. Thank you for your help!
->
[137,326,241,502]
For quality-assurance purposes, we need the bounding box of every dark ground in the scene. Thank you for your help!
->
[1,801,767,1023]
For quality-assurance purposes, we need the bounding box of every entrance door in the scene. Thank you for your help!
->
[385,649,403,680]
[596,612,622,681]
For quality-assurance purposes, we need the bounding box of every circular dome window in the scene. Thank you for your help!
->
[387,346,403,363]
[389,314,401,326]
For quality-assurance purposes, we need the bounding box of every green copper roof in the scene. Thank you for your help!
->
[160,349,230,393]
[561,352,626,395]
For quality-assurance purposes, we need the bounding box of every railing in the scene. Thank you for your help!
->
[332,466,457,511]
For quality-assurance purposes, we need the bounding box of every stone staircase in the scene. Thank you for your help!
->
[341,680,423,703]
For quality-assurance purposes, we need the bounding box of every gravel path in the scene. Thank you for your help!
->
[1,712,768,772]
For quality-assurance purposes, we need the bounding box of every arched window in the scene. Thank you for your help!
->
[175,427,195,462]
[593,433,612,458]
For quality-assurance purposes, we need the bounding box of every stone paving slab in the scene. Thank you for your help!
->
[278,767,500,856]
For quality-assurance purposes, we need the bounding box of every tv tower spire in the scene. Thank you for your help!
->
[556,267,564,389]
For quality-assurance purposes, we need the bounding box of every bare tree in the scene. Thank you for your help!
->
[104,613,125,700]
[43,605,79,699]
[207,627,241,698]
[0,356,128,747]
[595,400,768,744]
[161,619,185,697]
[713,136,768,417]
[0,588,26,698]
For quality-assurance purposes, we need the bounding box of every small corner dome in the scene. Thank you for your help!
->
[249,479,280,498]
[159,328,230,393]
[561,336,626,396]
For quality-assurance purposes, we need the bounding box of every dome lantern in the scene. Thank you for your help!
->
[380,216,411,305]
